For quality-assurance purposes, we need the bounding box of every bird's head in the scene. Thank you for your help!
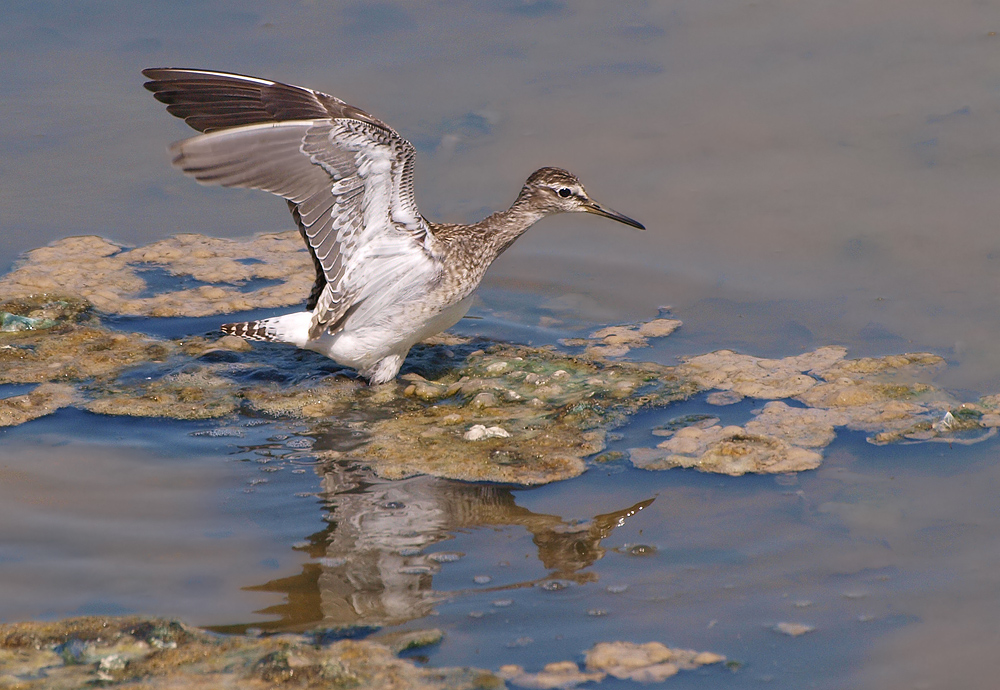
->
[519,167,645,230]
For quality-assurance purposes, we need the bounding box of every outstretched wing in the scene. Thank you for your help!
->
[142,68,442,337]
[142,67,392,134]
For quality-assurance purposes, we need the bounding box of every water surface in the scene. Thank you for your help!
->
[2,2,1000,688]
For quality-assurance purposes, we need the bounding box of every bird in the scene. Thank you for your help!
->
[142,68,645,384]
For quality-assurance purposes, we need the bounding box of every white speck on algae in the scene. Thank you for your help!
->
[2,234,997,481]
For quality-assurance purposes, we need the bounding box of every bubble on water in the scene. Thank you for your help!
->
[473,575,492,585]
[428,552,463,563]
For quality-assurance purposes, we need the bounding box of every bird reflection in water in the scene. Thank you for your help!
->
[214,456,652,634]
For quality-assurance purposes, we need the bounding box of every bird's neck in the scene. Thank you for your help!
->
[475,190,548,260]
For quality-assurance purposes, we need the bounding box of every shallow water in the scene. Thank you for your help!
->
[3,1,1000,688]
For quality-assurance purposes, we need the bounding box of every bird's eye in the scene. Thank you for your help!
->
[558,187,572,198]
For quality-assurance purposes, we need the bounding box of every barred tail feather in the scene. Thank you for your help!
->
[221,320,276,342]
[220,311,313,347]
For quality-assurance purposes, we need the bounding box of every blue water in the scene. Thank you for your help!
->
[4,1,1000,688]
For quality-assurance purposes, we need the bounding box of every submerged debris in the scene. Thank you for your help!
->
[0,616,498,690]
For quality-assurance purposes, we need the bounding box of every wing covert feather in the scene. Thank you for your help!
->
[153,69,444,337]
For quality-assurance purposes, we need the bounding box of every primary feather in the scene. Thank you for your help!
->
[143,68,644,384]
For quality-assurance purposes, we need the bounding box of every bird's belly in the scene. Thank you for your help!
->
[304,294,475,369]
[406,294,475,344]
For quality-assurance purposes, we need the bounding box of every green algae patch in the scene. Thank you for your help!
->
[0,383,78,427]
[0,292,696,484]
[1,296,996,481]
[560,318,683,358]
[0,295,171,386]
[85,369,239,420]
[3,241,999,481]
[0,295,91,333]
[629,346,978,475]
[0,616,499,690]
[498,640,726,688]
[0,615,731,689]
[0,232,313,318]
[350,343,698,485]
[240,376,367,419]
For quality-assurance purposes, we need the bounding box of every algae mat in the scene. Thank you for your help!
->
[2,233,997,485]
[0,615,727,690]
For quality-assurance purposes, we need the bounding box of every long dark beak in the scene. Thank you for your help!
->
[583,200,646,230]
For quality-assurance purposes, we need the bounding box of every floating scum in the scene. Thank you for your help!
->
[1,231,998,485]
[0,615,727,689]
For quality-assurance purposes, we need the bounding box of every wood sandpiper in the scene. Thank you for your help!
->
[143,68,645,384]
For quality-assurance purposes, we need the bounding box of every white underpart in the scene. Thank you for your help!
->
[253,294,475,383]
[312,294,474,375]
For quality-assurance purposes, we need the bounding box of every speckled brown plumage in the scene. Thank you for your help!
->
[144,68,644,383]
